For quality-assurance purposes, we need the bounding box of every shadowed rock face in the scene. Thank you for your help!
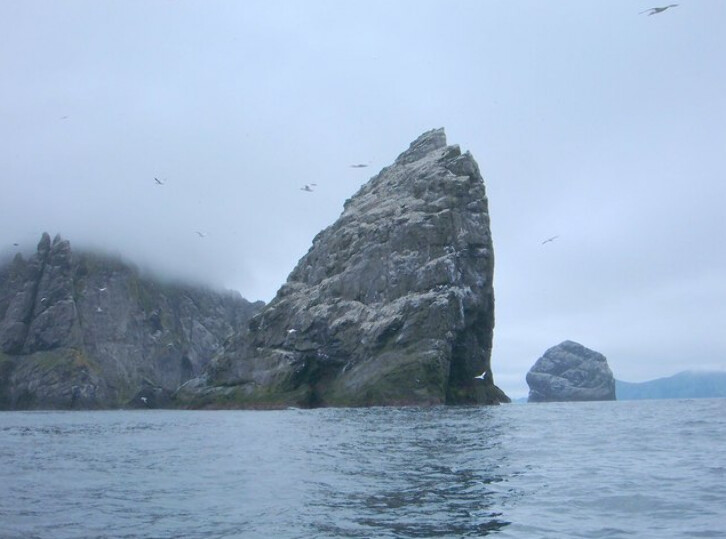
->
[0,233,263,409]
[526,341,616,403]
[178,128,509,408]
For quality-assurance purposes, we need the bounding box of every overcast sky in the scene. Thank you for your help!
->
[2,1,724,398]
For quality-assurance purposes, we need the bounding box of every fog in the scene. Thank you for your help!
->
[2,1,725,398]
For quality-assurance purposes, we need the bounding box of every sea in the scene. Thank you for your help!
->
[1,399,724,539]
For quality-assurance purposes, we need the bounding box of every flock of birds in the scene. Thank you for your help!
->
[10,5,680,252]
[153,176,210,238]
[5,0,678,247]
[533,4,680,247]
[147,163,369,241]
[8,161,564,249]
[3,2,686,404]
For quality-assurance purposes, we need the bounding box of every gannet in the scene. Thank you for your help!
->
[640,4,678,15]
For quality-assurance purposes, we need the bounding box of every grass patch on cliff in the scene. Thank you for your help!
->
[70,348,100,373]
[16,348,100,377]
[325,348,449,407]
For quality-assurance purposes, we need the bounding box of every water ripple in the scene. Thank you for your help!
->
[1,400,725,538]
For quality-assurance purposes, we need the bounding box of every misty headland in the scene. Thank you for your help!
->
[3,128,724,410]
[2,129,512,409]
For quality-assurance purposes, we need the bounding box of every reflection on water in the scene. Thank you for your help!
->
[301,407,514,537]
[1,400,725,538]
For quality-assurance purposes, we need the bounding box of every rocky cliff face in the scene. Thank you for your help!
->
[526,341,616,402]
[0,234,263,409]
[178,128,509,408]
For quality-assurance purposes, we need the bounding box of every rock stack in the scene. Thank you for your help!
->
[526,340,616,402]
[179,128,509,408]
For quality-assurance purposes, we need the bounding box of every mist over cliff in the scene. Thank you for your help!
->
[0,233,262,409]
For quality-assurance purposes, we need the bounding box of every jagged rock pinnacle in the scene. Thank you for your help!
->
[179,129,509,408]
[395,127,448,165]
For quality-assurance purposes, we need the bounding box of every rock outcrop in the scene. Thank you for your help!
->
[0,233,263,409]
[177,128,509,408]
[526,340,616,402]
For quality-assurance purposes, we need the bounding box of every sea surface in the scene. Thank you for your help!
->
[1,399,724,538]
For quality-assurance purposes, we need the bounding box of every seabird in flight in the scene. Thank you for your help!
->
[300,184,314,192]
[98,287,107,292]
[474,370,487,380]
[639,4,678,15]
[140,396,148,405]
[195,231,207,238]
[350,163,369,168]
[542,235,559,245]
[154,177,165,185]
[287,329,297,334]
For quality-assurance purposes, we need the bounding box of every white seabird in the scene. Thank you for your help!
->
[541,235,559,245]
[640,4,678,15]
[474,370,487,380]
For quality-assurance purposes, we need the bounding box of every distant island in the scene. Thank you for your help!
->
[616,371,726,400]
[525,341,616,403]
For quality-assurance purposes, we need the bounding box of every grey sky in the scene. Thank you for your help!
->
[2,1,725,398]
